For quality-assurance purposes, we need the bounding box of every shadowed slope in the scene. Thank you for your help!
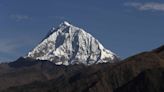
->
[0,45,164,92]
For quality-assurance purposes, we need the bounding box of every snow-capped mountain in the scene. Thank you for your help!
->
[27,21,118,65]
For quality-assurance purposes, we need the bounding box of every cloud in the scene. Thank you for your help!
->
[0,40,21,62]
[124,2,164,12]
[48,16,66,20]
[0,38,34,55]
[0,37,37,62]
[0,40,21,54]
[10,14,31,22]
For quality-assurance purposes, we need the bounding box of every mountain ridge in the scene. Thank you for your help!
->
[0,45,163,92]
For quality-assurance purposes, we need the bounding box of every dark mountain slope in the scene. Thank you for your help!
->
[0,57,111,91]
[115,68,164,92]
[0,45,164,92]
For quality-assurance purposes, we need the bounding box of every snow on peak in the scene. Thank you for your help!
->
[27,21,119,65]
[59,21,72,27]
[63,21,71,26]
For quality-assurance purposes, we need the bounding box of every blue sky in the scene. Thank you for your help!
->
[0,0,164,62]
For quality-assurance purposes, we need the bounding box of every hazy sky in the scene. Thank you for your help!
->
[0,0,164,62]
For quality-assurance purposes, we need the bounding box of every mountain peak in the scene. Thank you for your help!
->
[59,21,72,27]
[27,21,119,65]
[63,21,71,26]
